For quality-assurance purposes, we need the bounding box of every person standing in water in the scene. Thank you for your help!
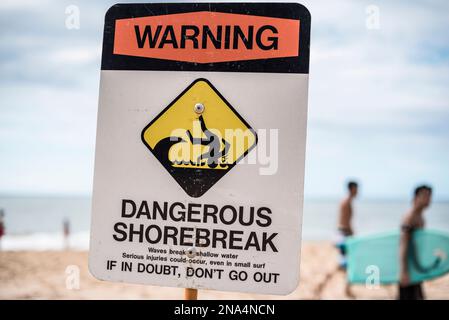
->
[336,181,358,297]
[398,185,432,300]
[0,209,5,250]
[63,218,70,250]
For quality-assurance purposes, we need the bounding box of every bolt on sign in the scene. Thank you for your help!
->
[89,2,311,295]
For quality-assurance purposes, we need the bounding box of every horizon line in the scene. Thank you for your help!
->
[0,192,448,203]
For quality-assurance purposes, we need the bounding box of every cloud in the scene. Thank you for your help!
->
[300,0,449,199]
[0,0,448,199]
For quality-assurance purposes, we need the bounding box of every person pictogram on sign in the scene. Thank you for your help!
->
[185,115,230,169]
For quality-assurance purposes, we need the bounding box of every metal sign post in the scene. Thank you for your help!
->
[184,288,198,300]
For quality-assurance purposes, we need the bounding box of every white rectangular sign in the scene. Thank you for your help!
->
[89,2,311,295]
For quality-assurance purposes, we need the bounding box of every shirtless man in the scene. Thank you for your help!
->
[63,218,70,250]
[0,209,5,250]
[313,182,359,298]
[338,181,358,238]
[398,185,432,300]
[337,181,358,297]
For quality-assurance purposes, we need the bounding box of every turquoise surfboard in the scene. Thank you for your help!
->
[345,229,449,284]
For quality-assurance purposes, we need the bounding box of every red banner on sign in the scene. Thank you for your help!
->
[113,11,300,63]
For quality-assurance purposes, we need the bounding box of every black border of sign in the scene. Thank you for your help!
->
[101,2,311,73]
[141,78,258,198]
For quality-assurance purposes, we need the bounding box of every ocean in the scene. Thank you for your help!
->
[0,196,448,250]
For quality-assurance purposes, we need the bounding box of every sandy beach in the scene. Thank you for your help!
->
[1,242,448,300]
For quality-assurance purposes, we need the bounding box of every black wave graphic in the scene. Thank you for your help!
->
[152,136,232,198]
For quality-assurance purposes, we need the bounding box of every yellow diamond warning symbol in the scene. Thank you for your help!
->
[141,78,257,197]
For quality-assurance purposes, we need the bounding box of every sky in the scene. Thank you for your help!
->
[0,0,448,200]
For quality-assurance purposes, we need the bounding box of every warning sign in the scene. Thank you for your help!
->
[141,78,257,197]
[113,11,300,63]
[90,2,311,295]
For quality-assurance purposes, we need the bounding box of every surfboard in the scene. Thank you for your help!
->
[345,229,449,284]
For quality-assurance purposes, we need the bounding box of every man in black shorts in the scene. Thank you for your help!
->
[398,185,432,300]
[336,181,358,297]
